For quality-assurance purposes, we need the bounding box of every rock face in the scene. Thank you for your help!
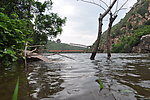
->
[99,0,150,53]
[132,34,150,53]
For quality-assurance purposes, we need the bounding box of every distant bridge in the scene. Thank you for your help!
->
[43,50,86,53]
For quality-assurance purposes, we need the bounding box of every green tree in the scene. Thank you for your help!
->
[0,12,33,65]
[0,0,66,66]
[33,1,66,45]
[0,0,33,19]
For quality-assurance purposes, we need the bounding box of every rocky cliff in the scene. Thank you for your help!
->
[133,34,150,53]
[99,0,150,53]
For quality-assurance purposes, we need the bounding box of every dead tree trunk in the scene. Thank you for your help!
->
[90,15,103,60]
[107,13,117,59]
[90,0,117,60]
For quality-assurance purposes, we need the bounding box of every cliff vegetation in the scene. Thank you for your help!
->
[100,0,150,53]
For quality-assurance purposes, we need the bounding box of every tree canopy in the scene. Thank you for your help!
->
[0,0,66,66]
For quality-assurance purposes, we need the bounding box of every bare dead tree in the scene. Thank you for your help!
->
[78,0,106,11]
[106,13,117,59]
[106,0,129,59]
[78,0,129,60]
[78,0,117,60]
[89,0,117,60]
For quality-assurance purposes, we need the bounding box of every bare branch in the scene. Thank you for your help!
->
[99,0,112,14]
[115,8,127,14]
[101,0,117,18]
[115,0,119,13]
[114,0,129,15]
[114,8,128,16]
[118,0,129,11]
[79,0,106,11]
[99,0,109,7]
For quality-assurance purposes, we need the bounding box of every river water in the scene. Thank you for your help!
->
[0,53,150,100]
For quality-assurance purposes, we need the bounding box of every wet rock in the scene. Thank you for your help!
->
[132,34,150,53]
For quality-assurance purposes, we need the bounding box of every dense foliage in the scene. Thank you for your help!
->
[34,14,66,45]
[0,0,66,66]
[33,1,66,45]
[112,25,150,53]
[0,12,32,65]
[136,0,149,16]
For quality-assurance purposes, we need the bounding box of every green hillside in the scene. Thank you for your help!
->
[100,0,150,53]
[45,41,86,50]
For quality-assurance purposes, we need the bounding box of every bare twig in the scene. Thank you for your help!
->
[114,8,127,15]
[115,0,119,14]
[24,42,28,57]
[99,0,109,7]
[101,0,117,18]
[78,0,106,11]
[114,0,129,15]
[24,42,28,68]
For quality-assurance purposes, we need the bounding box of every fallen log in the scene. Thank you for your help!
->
[23,44,50,62]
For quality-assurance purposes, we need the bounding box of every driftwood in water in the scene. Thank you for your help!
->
[28,53,50,62]
[23,50,50,62]
[23,43,50,62]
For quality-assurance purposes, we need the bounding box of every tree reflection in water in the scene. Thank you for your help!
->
[27,61,64,99]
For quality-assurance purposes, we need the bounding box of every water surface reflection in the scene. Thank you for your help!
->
[0,53,149,100]
[27,61,64,99]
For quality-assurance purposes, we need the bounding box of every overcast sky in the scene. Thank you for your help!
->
[51,0,137,45]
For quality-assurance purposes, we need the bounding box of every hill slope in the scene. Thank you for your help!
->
[45,41,86,51]
[100,0,150,53]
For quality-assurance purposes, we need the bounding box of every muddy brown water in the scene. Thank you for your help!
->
[0,53,150,100]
